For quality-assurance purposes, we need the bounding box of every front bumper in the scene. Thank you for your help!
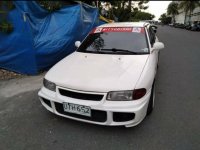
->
[38,86,151,127]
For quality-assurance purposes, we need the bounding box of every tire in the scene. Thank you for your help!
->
[147,81,155,115]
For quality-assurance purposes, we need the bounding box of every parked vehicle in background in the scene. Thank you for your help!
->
[185,22,192,30]
[140,20,158,25]
[179,23,185,29]
[170,21,200,31]
[173,23,185,28]
[197,22,200,31]
[38,22,164,127]
[173,23,179,28]
[191,21,200,31]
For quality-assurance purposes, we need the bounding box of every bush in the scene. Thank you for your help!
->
[0,21,13,34]
[37,1,63,12]
[0,1,15,34]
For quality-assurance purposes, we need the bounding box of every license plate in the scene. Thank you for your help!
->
[63,102,91,117]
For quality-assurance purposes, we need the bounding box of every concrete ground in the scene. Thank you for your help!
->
[0,26,200,150]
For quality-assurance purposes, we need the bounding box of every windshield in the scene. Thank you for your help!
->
[77,27,149,55]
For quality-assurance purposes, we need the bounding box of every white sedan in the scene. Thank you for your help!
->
[38,22,164,127]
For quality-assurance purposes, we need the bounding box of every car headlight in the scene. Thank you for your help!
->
[107,89,146,101]
[43,78,56,92]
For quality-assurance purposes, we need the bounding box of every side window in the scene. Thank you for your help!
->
[148,27,156,47]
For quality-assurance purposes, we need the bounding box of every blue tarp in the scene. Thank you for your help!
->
[0,1,102,75]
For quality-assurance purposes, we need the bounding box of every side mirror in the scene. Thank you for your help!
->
[75,41,81,48]
[152,42,164,52]
[151,25,158,33]
[152,28,157,33]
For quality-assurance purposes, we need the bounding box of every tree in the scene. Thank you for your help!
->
[159,13,171,25]
[81,1,96,6]
[37,1,150,22]
[167,2,179,23]
[36,1,77,12]
[101,1,149,21]
[131,11,155,21]
[179,1,200,23]
[0,1,15,33]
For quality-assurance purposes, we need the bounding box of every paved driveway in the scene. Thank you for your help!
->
[0,26,200,150]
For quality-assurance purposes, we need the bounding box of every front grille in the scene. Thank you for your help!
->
[113,112,135,122]
[59,89,104,101]
[54,102,107,122]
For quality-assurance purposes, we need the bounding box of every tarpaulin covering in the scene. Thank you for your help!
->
[0,1,102,74]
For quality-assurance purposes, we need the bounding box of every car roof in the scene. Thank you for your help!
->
[98,22,149,28]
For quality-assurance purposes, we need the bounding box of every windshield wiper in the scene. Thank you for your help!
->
[82,50,107,54]
[101,48,138,54]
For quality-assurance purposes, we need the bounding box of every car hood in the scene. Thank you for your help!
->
[46,52,149,92]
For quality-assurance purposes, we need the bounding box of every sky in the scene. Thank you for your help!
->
[144,1,172,21]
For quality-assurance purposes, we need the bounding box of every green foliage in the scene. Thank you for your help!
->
[131,11,155,21]
[179,1,200,14]
[178,1,200,23]
[167,2,179,16]
[159,13,171,24]
[81,1,95,6]
[0,21,13,34]
[0,1,15,11]
[37,1,63,12]
[167,2,179,23]
[0,1,15,34]
[36,1,151,22]
[101,1,149,21]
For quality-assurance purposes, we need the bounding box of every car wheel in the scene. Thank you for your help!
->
[147,81,155,115]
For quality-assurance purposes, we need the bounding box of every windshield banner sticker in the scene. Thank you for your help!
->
[132,27,141,33]
[93,27,144,33]
[94,28,103,33]
[101,27,133,32]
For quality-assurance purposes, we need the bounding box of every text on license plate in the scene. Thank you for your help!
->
[63,102,91,117]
